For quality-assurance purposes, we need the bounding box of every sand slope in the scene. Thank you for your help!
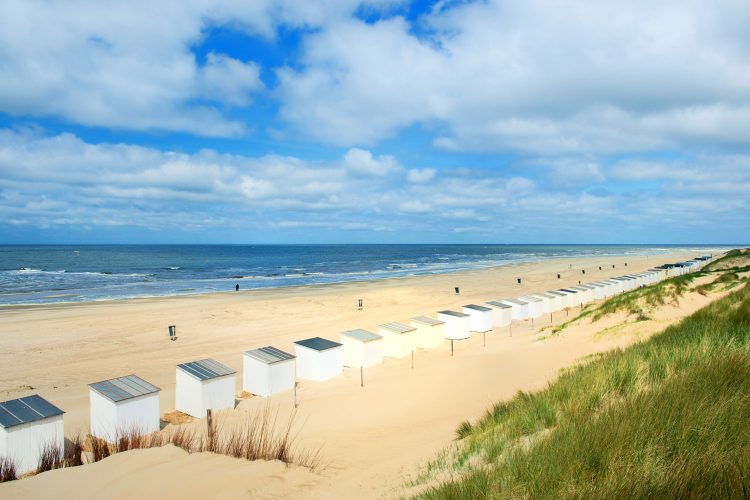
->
[0,251,720,498]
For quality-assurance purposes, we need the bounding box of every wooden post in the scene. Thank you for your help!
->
[360,366,363,388]
[411,350,414,369]
[550,312,553,324]
[206,409,213,449]
[294,382,298,408]
[451,340,454,356]
[531,317,534,328]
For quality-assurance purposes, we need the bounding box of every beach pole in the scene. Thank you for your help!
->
[550,312,553,324]
[451,340,454,356]
[360,366,363,387]
[294,382,298,408]
[509,324,512,337]
[531,317,534,328]
[483,331,486,347]
[411,350,414,369]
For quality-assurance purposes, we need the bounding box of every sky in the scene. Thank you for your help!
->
[0,0,749,244]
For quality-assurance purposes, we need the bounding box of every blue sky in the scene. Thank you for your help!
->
[1,0,749,244]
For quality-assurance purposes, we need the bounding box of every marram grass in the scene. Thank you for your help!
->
[415,282,750,498]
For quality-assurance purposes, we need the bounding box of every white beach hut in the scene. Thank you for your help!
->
[294,337,343,382]
[89,374,160,442]
[341,329,383,368]
[0,395,64,474]
[463,304,494,333]
[569,285,593,305]
[500,298,530,320]
[243,346,296,397]
[545,291,566,312]
[175,359,236,418]
[558,289,580,308]
[410,316,445,349]
[437,310,471,340]
[485,301,513,328]
[378,322,418,358]
[519,295,544,318]
[529,294,553,314]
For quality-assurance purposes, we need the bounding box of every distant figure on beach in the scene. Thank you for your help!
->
[235,284,239,291]
[454,287,460,294]
[358,298,363,309]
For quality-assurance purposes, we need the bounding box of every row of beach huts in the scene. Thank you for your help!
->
[0,257,711,473]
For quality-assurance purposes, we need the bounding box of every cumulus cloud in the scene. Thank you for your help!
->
[343,148,401,177]
[276,1,750,153]
[407,168,436,183]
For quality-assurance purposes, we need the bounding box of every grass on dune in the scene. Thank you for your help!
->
[413,281,750,498]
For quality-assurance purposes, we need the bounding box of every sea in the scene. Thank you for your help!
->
[0,244,723,305]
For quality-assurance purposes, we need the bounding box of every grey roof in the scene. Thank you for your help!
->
[0,395,64,429]
[438,310,469,318]
[502,298,529,306]
[294,337,342,351]
[379,322,416,334]
[559,288,578,293]
[519,295,542,302]
[546,290,567,297]
[342,329,382,342]
[245,346,295,364]
[485,300,512,309]
[89,374,160,403]
[464,304,492,312]
[535,292,557,299]
[411,316,445,326]
[177,358,236,381]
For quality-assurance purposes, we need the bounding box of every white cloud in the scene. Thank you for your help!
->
[343,148,401,177]
[407,168,436,183]
[276,1,750,153]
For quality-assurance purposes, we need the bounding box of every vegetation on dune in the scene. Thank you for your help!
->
[412,282,750,498]
[703,248,750,272]
[0,405,323,484]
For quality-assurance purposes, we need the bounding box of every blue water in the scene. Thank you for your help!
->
[0,245,720,305]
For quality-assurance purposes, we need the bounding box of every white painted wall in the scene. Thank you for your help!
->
[500,300,529,320]
[437,313,470,340]
[0,416,64,474]
[341,336,384,368]
[463,307,493,333]
[175,369,235,418]
[89,390,160,442]
[379,329,416,358]
[486,304,512,328]
[295,345,342,381]
[410,321,445,349]
[243,357,295,397]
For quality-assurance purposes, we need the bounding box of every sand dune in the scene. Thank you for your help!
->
[0,251,720,498]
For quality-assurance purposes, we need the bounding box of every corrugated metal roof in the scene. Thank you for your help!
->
[294,337,342,351]
[438,310,469,318]
[502,298,529,306]
[342,329,382,342]
[486,300,512,309]
[177,358,236,381]
[559,288,578,294]
[411,316,445,326]
[519,295,542,302]
[464,304,492,312]
[245,346,295,365]
[89,374,160,403]
[0,395,64,429]
[546,290,567,297]
[535,292,557,299]
[379,322,416,334]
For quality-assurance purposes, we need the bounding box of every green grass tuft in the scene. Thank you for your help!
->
[415,282,750,498]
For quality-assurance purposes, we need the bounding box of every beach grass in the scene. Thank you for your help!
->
[412,281,750,498]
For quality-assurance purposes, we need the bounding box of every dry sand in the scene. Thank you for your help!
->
[0,251,723,498]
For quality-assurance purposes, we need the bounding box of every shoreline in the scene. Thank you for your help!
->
[0,249,725,498]
[0,248,723,310]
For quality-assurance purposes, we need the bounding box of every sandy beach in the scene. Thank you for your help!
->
[0,250,721,498]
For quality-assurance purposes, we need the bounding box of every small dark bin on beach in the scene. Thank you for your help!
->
[168,325,177,340]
